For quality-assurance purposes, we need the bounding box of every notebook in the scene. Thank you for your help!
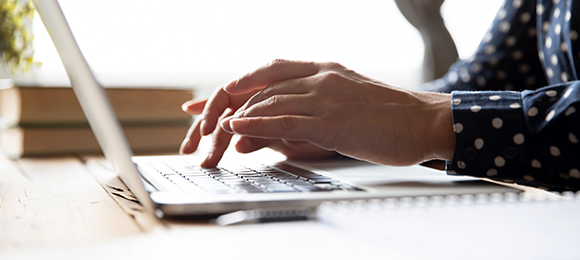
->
[34,0,519,218]
[317,192,580,259]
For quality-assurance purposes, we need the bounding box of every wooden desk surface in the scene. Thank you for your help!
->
[0,156,383,258]
[0,156,144,250]
[0,155,565,259]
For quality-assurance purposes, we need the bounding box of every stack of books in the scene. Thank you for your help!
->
[0,80,194,158]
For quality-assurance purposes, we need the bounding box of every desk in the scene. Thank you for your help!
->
[0,155,570,259]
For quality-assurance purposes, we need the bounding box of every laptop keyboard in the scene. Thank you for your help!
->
[148,160,363,194]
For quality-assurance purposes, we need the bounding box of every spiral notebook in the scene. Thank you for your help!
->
[317,192,580,259]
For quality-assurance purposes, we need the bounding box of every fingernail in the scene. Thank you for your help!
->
[230,118,249,132]
[220,117,234,133]
[223,79,237,92]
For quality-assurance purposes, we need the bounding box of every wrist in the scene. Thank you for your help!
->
[421,92,456,161]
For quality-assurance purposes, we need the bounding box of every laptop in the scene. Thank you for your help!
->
[33,0,519,218]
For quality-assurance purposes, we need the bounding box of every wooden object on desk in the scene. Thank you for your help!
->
[0,82,195,158]
[0,124,190,158]
[0,156,146,251]
[0,84,194,127]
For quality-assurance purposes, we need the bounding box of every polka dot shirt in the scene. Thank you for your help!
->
[423,0,580,191]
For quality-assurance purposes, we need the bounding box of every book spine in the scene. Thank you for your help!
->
[1,125,191,158]
[2,87,194,127]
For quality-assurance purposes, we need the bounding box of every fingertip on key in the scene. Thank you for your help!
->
[200,155,217,168]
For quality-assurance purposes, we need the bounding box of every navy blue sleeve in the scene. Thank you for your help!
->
[420,0,580,191]
[447,83,580,191]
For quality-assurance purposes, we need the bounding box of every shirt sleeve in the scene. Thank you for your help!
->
[447,83,580,191]
[421,0,547,93]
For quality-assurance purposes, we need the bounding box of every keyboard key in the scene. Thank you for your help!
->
[293,185,327,192]
[264,171,298,178]
[283,179,313,186]
[271,163,321,179]
[267,186,298,193]
[216,176,242,181]
[223,179,246,183]
[151,159,363,195]
[314,184,342,191]
[205,189,236,194]
[182,172,208,177]
[232,184,266,193]
[307,178,335,184]
[184,177,211,182]
[235,173,262,177]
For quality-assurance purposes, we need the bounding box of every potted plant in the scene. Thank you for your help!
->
[0,0,36,87]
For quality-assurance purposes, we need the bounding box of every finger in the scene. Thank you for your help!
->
[235,136,309,158]
[235,136,277,153]
[220,115,235,134]
[181,99,207,115]
[221,93,317,134]
[237,94,316,119]
[199,87,232,136]
[236,77,313,113]
[179,116,203,154]
[224,59,320,95]
[200,108,236,168]
[268,141,334,160]
[229,116,320,142]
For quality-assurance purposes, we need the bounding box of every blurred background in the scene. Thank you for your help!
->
[29,0,503,98]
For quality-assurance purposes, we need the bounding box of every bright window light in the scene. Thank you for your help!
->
[31,0,502,97]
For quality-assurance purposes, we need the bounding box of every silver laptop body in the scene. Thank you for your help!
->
[34,0,518,218]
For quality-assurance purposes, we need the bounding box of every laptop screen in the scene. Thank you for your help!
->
[33,0,155,214]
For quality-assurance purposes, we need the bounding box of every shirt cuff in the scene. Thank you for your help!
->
[446,91,528,179]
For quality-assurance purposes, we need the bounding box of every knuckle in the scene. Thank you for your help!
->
[264,95,281,107]
[319,71,344,84]
[267,59,289,69]
[258,83,276,97]
[324,61,346,70]
[280,116,296,131]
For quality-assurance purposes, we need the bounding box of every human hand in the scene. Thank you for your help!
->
[179,60,336,167]
[218,60,455,166]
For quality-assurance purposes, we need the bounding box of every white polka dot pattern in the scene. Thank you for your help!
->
[425,0,580,191]
[448,85,579,191]
[513,133,525,144]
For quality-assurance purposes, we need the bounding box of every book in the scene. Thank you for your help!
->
[0,83,194,127]
[0,124,190,158]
